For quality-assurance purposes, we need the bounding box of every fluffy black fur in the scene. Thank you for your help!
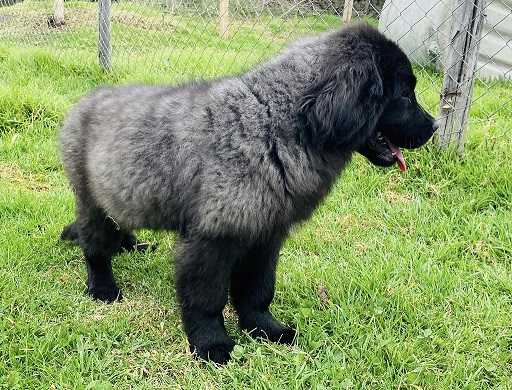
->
[59,24,437,364]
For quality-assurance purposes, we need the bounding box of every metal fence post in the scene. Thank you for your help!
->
[436,0,487,155]
[99,0,112,70]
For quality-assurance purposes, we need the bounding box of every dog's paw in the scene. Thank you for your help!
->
[240,311,296,344]
[60,221,79,244]
[196,342,235,365]
[246,322,296,344]
[119,241,155,253]
[274,326,296,344]
[88,286,123,303]
[191,338,236,365]
[119,232,157,253]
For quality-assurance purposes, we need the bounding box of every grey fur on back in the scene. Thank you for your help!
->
[60,29,351,242]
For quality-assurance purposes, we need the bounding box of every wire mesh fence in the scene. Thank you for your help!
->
[0,0,510,151]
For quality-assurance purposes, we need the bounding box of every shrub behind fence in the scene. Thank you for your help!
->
[0,0,510,153]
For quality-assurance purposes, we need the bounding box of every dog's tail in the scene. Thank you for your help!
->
[60,221,79,245]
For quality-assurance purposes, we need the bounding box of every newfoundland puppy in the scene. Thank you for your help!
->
[59,23,437,364]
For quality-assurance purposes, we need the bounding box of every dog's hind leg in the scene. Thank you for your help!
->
[174,237,241,364]
[230,235,296,345]
[61,220,152,253]
[75,200,125,303]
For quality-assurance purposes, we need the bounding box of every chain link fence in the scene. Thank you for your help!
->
[0,0,510,151]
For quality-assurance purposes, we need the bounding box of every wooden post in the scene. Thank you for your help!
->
[343,0,354,23]
[436,0,486,155]
[53,0,65,26]
[98,0,112,70]
[220,0,229,39]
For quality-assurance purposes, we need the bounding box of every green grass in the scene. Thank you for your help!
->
[1,6,512,389]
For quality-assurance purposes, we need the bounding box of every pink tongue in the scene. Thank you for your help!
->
[383,136,406,173]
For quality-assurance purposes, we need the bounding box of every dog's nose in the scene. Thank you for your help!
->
[432,121,439,132]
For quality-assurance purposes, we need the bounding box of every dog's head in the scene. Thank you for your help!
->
[356,65,438,172]
[298,25,438,172]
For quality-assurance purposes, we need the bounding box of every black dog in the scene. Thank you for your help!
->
[59,24,437,364]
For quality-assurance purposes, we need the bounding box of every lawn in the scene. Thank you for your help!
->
[0,2,511,389]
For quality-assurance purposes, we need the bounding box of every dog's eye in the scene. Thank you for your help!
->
[401,91,412,104]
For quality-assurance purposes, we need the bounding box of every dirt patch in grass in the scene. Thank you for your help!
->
[111,9,181,31]
[0,1,96,40]
[0,161,53,192]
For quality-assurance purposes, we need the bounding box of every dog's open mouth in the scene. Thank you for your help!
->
[360,132,407,172]
[383,135,406,172]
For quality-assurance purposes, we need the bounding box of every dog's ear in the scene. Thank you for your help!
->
[298,59,384,148]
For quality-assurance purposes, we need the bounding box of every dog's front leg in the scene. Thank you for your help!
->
[174,236,240,364]
[230,234,296,345]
